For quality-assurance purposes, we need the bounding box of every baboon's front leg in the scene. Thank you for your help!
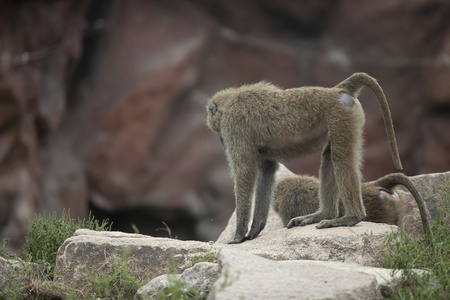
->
[245,160,278,240]
[226,164,257,244]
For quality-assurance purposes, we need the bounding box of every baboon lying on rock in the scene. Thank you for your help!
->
[273,165,433,244]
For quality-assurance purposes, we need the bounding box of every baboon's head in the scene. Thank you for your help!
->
[206,87,234,135]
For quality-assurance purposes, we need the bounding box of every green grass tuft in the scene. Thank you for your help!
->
[86,248,143,300]
[0,210,112,299]
[19,209,112,279]
[187,241,217,268]
[158,255,204,300]
[380,185,450,299]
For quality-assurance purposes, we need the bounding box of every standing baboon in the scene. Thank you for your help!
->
[273,169,433,244]
[206,73,402,243]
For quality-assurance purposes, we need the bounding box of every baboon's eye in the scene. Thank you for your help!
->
[210,101,217,115]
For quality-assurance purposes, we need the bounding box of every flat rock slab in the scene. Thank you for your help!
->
[210,247,383,300]
[135,262,219,300]
[218,219,399,266]
[400,171,450,236]
[55,229,216,290]
[55,223,398,293]
[135,247,421,299]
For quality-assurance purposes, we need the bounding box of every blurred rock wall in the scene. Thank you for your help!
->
[1,0,449,251]
[0,0,90,250]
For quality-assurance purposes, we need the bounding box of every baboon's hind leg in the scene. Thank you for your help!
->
[287,141,339,228]
[316,112,366,228]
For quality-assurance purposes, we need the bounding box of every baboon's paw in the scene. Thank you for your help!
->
[245,230,262,241]
[286,217,301,228]
[225,238,244,244]
[246,221,265,240]
[287,216,314,228]
[244,233,257,241]
[316,219,333,229]
[287,211,331,228]
[316,216,362,229]
[225,234,246,244]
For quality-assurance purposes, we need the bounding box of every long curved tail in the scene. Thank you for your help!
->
[376,173,433,245]
[337,73,403,170]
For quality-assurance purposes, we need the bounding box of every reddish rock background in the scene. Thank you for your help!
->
[1,0,449,251]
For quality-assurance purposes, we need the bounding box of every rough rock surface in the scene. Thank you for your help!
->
[54,229,425,299]
[218,220,398,266]
[134,247,419,299]
[407,171,450,219]
[54,229,218,291]
[1,0,449,251]
[0,256,25,292]
[55,223,396,292]
[210,247,384,300]
[400,171,450,237]
[134,262,219,300]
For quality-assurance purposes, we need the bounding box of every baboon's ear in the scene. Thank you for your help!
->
[209,100,217,115]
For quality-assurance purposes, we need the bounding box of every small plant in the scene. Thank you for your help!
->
[187,241,218,267]
[158,255,204,300]
[87,248,143,299]
[19,209,112,279]
[156,221,172,238]
[132,223,140,234]
[158,275,203,300]
[380,184,450,299]
[359,230,374,258]
[0,210,112,299]
[158,243,232,299]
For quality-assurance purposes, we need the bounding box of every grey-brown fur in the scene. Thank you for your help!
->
[206,73,402,244]
[274,172,433,244]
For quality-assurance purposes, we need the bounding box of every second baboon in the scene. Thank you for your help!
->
[206,72,402,244]
[273,168,433,244]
